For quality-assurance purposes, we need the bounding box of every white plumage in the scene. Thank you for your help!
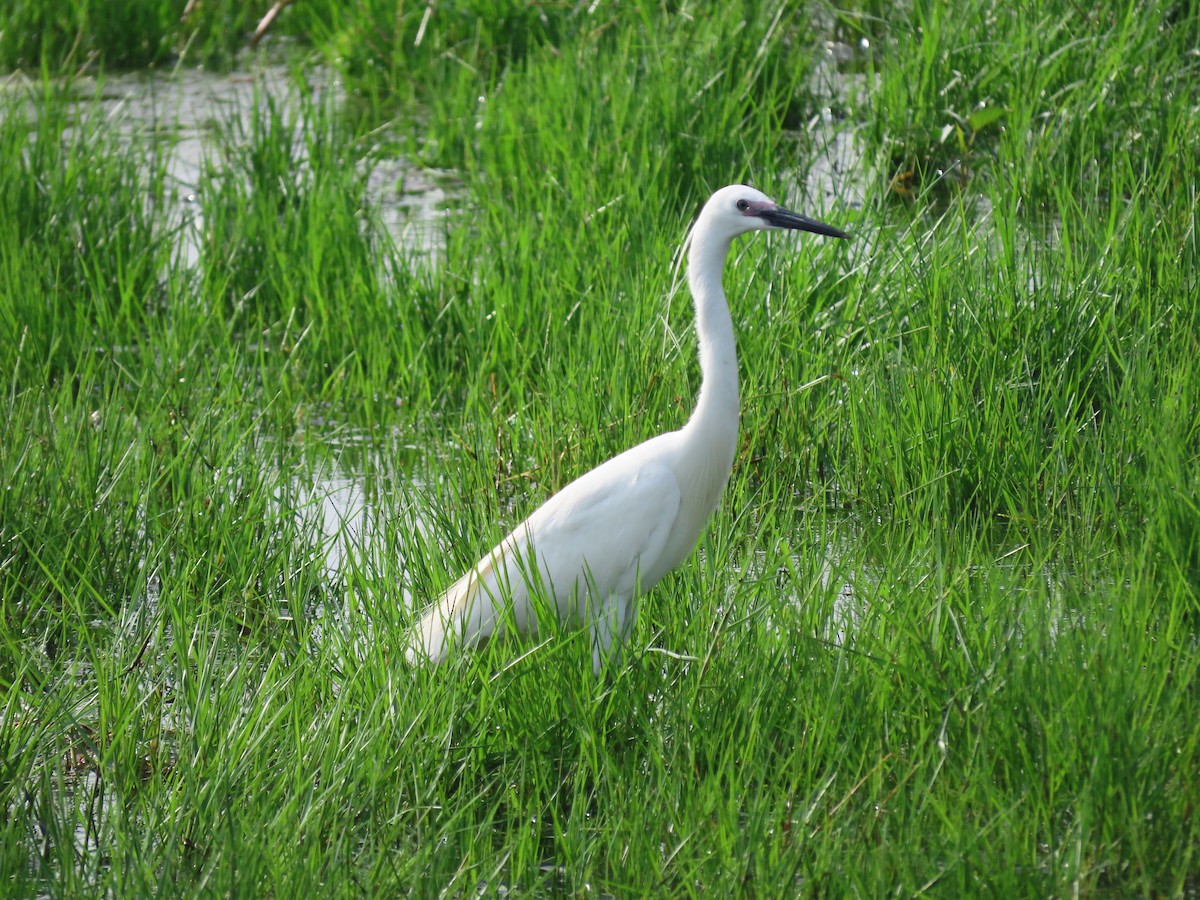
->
[406,184,847,675]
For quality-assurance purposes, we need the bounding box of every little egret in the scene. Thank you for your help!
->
[406,184,847,676]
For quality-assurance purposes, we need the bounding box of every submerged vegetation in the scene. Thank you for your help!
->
[2,0,1198,895]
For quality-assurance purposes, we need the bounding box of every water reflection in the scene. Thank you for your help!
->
[297,466,408,596]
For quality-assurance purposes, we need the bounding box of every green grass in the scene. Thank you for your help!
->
[2,0,1199,895]
[0,0,304,71]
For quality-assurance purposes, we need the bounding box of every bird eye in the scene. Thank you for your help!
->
[736,199,750,212]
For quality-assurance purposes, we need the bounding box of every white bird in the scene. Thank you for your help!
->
[406,184,847,676]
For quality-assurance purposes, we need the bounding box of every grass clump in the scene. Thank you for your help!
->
[0,81,175,377]
[0,0,286,72]
[858,0,1199,202]
[1,0,1199,896]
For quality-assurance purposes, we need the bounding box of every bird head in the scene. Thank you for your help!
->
[702,184,848,241]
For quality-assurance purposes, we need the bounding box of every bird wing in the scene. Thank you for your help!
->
[526,454,683,607]
[406,444,684,665]
[404,528,530,665]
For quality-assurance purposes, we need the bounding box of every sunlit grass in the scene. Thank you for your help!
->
[2,0,1198,895]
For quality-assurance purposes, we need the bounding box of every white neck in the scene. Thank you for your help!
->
[680,221,740,501]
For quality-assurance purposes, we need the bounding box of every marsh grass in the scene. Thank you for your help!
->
[0,0,303,72]
[2,0,1199,895]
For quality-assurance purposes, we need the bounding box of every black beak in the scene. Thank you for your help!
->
[759,205,849,240]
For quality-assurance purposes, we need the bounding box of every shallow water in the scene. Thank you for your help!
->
[44,62,454,267]
[804,41,876,217]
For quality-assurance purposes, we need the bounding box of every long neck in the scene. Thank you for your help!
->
[682,222,739,478]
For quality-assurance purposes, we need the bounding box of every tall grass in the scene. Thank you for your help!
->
[0,0,301,71]
[1,0,1198,895]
